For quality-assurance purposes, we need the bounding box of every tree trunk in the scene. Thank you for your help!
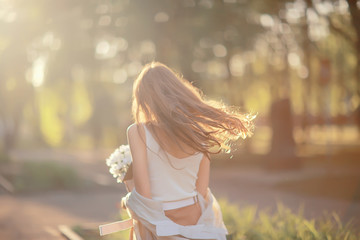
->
[347,0,360,96]
[268,42,301,170]
[301,1,314,144]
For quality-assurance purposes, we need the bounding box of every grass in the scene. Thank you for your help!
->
[11,161,83,193]
[73,199,360,240]
[0,152,11,165]
[219,200,360,240]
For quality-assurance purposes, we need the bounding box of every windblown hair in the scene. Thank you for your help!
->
[132,62,256,155]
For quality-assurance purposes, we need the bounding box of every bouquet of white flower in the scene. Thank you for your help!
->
[106,145,132,183]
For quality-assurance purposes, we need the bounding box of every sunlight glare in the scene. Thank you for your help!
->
[334,0,349,14]
[314,0,334,15]
[113,69,128,84]
[4,11,16,22]
[288,52,301,68]
[117,37,128,51]
[286,8,301,24]
[199,0,214,8]
[96,40,120,59]
[207,60,229,79]
[140,40,156,55]
[213,44,227,57]
[32,57,46,87]
[96,41,110,55]
[260,14,274,28]
[98,15,111,26]
[154,12,169,23]
[230,54,245,77]
[127,61,143,77]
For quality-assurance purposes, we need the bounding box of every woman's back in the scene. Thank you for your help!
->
[143,123,203,202]
[127,123,210,226]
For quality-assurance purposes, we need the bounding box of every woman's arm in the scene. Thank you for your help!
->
[127,124,152,199]
[195,154,210,199]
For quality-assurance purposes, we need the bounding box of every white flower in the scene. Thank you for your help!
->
[106,144,132,183]
[123,156,131,165]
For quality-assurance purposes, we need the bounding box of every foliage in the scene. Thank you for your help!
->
[218,199,360,240]
[13,161,81,192]
[0,0,359,150]
[0,152,11,165]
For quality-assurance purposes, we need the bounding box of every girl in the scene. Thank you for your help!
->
[123,62,255,239]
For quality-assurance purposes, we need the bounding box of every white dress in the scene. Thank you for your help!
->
[123,124,228,239]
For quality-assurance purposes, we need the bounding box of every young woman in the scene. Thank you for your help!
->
[123,62,255,239]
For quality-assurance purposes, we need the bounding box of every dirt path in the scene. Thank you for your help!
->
[0,194,82,240]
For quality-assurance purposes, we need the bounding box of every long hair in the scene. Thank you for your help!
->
[132,62,256,155]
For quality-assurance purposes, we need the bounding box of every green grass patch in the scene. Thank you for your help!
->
[0,152,11,165]
[219,200,359,240]
[13,161,82,192]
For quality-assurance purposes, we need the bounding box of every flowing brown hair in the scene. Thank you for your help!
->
[132,62,256,155]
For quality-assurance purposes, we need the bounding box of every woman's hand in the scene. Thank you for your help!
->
[124,179,135,192]
[120,197,127,210]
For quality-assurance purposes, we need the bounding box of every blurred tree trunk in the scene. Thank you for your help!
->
[347,0,360,96]
[344,0,360,133]
[268,33,299,170]
[0,41,30,155]
[270,98,295,155]
[300,0,314,144]
[0,83,27,156]
[268,98,300,170]
[322,0,360,98]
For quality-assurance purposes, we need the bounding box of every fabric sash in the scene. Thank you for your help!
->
[99,219,133,236]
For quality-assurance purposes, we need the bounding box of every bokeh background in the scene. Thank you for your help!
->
[0,0,360,239]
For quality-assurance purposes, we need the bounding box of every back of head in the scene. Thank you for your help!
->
[132,61,256,155]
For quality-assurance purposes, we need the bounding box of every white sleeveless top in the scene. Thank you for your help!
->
[143,124,204,202]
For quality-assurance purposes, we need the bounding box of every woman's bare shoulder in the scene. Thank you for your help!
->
[127,123,145,140]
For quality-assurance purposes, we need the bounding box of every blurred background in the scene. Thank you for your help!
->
[0,0,360,239]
